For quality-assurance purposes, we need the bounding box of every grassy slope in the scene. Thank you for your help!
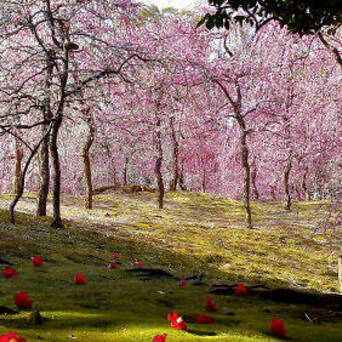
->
[0,190,341,342]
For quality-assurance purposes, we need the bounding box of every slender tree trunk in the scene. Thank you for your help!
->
[284,157,292,210]
[123,157,128,186]
[301,169,311,201]
[12,139,23,195]
[82,110,95,209]
[112,166,117,185]
[240,129,252,228]
[49,46,69,229]
[270,185,277,200]
[155,156,164,209]
[251,162,259,200]
[169,116,179,191]
[201,158,206,193]
[37,53,54,216]
[178,162,187,191]
[154,116,164,209]
[201,172,206,192]
[37,134,50,215]
[10,126,52,223]
[214,79,252,228]
[50,117,64,228]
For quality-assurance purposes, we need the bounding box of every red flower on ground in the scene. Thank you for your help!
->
[0,332,26,342]
[235,284,248,297]
[113,253,120,259]
[13,292,32,309]
[2,267,18,279]
[205,297,217,311]
[195,314,215,324]
[152,333,167,342]
[32,255,43,267]
[179,278,186,286]
[137,262,144,267]
[74,273,86,285]
[131,257,137,263]
[270,318,287,338]
[107,262,118,269]
[167,312,187,330]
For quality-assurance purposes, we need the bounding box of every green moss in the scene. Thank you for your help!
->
[0,192,341,341]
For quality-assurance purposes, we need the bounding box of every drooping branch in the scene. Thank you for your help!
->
[318,32,342,70]
[66,54,152,97]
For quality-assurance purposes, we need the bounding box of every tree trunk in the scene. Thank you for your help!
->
[270,185,277,200]
[178,162,187,191]
[49,44,70,229]
[201,160,206,193]
[215,79,252,228]
[12,139,23,195]
[169,117,179,191]
[37,135,50,216]
[112,166,117,185]
[240,130,252,228]
[50,116,64,228]
[155,156,164,209]
[37,52,54,216]
[82,110,95,209]
[10,127,52,224]
[251,163,259,200]
[284,157,292,210]
[301,169,311,201]
[154,116,164,209]
[123,157,128,186]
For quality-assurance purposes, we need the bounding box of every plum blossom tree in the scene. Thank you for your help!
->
[0,1,340,239]
[0,0,149,226]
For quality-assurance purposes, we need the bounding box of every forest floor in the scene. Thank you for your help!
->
[0,190,341,341]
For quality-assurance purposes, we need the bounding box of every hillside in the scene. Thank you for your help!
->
[0,191,341,341]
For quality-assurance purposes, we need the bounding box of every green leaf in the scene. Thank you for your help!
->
[196,13,209,28]
[206,16,216,30]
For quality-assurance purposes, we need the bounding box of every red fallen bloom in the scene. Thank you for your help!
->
[137,262,144,267]
[131,257,137,263]
[107,262,118,269]
[270,318,287,338]
[179,278,186,286]
[168,312,187,330]
[113,253,120,259]
[74,273,86,285]
[205,297,217,311]
[195,314,215,324]
[2,266,18,279]
[235,284,248,297]
[32,255,43,267]
[13,292,32,309]
[152,333,167,342]
[0,332,26,342]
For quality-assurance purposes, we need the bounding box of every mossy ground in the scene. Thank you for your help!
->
[0,191,341,341]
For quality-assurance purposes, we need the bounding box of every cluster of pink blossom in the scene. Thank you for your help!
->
[0,0,340,227]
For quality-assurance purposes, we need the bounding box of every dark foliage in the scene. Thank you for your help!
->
[199,0,342,35]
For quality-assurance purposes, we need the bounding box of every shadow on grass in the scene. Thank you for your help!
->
[0,206,303,290]
[186,329,217,336]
